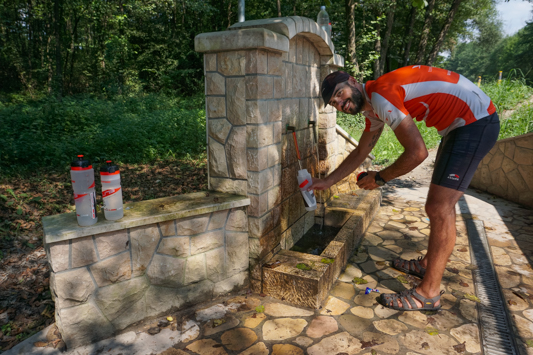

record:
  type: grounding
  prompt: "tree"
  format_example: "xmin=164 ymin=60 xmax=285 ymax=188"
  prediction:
xmin=414 ymin=0 xmax=436 ymax=64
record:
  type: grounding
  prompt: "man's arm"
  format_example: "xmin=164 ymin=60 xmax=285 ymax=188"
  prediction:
xmin=358 ymin=115 xmax=428 ymax=189
xmin=310 ymin=126 xmax=383 ymax=190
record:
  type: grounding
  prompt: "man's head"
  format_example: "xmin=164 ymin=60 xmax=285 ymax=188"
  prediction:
xmin=321 ymin=71 xmax=365 ymax=115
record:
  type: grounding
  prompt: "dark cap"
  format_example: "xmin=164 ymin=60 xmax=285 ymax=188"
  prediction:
xmin=321 ymin=71 xmax=351 ymax=107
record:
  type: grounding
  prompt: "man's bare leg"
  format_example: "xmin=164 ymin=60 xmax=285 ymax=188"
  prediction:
xmin=389 ymin=183 xmax=464 ymax=308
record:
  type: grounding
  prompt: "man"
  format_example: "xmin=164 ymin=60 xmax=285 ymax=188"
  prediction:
xmin=310 ymin=65 xmax=500 ymax=311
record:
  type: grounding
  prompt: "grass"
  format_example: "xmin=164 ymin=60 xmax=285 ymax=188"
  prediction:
xmin=337 ymin=75 xmax=533 ymax=165
xmin=0 ymin=93 xmax=206 ymax=175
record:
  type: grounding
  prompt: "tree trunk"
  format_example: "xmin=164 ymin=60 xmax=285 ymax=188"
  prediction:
xmin=379 ymin=0 xmax=396 ymax=75
xmin=227 ymin=1 xmax=232 ymax=28
xmin=403 ymin=5 xmax=417 ymax=65
xmin=345 ymin=0 xmax=360 ymax=79
xmin=426 ymin=0 xmax=463 ymax=66
xmin=373 ymin=13 xmax=382 ymax=79
xmin=414 ymin=0 xmax=436 ymax=64
xmin=277 ymin=0 xmax=281 ymax=17
xmin=53 ymin=0 xmax=63 ymax=98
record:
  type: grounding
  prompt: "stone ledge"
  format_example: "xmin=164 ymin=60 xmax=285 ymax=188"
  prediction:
xmin=43 ymin=192 xmax=250 ymax=244
xmin=195 ymin=28 xmax=289 ymax=54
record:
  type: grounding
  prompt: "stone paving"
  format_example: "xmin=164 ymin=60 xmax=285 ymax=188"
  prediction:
xmin=8 ymin=176 xmax=533 ymax=355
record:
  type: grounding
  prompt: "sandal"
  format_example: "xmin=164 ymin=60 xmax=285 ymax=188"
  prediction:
xmin=392 ymin=256 xmax=426 ymax=279
xmin=379 ymin=288 xmax=444 ymax=311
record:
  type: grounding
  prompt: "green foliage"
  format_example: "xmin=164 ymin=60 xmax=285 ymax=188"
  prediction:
xmin=481 ymin=76 xmax=533 ymax=113
xmin=499 ymin=104 xmax=533 ymax=139
xmin=0 ymin=94 xmax=206 ymax=174
xmin=255 ymin=305 xmax=265 ymax=313
xmin=321 ymin=258 xmax=335 ymax=264
xmin=352 ymin=277 xmax=368 ymax=284
xmin=296 ymin=263 xmax=312 ymax=271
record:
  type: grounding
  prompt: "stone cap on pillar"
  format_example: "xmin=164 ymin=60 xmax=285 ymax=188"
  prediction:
xmin=195 ymin=27 xmax=289 ymax=53
xmin=228 ymin=16 xmax=336 ymax=56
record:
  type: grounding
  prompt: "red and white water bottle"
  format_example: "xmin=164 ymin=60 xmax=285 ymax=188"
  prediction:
xmin=70 ymin=155 xmax=98 ymax=226
xmin=100 ymin=161 xmax=123 ymax=220
xmin=297 ymin=169 xmax=317 ymax=211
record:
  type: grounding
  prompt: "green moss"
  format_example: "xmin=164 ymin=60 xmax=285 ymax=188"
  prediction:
xmin=296 ymin=263 xmax=312 ymax=271
xmin=425 ymin=327 xmax=439 ymax=336
xmin=397 ymin=275 xmax=409 ymax=284
xmin=353 ymin=277 xmax=368 ymax=285
xmin=321 ymin=258 xmax=335 ymax=264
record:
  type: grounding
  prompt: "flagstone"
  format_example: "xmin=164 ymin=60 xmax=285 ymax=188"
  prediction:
xmin=495 ymin=266 xmax=521 ymax=288
xmin=264 ymin=303 xmax=314 ymax=317
xmin=458 ymin=299 xmax=477 ymax=322
xmin=376 ymin=267 xmax=404 ymax=280
xmin=374 ymin=305 xmax=399 ymax=319
xmin=350 ymin=306 xmax=374 ymax=319
xmin=383 ymin=245 xmax=403 ymax=253
xmin=508 ymin=251 xmax=528 ymax=264
xmin=272 ymin=344 xmax=304 ymax=355
xmin=385 ymin=221 xmax=407 ymax=230
xmin=515 ymin=314 xmax=533 ymax=338
xmin=382 ymin=240 xmax=395 ymax=245
xmin=354 ymin=275 xmax=378 ymax=290
xmin=361 ymin=332 xmax=400 ymax=354
xmin=330 ymin=282 xmax=356 ymax=300
xmin=307 ymin=332 xmax=362 ymax=355
xmin=362 ymin=233 xmax=384 ymax=246
xmin=203 ymin=316 xmax=239 ymax=336
xmin=451 ymin=246 xmax=471 ymax=263
xmin=512 ymin=264 xmax=533 ymax=278
xmin=440 ymin=293 xmax=457 ymax=310
xmin=293 ymin=336 xmax=313 ymax=348
xmin=400 ymin=251 xmax=425 ymax=261
xmin=306 ymin=316 xmax=338 ymax=338
xmin=419 ymin=228 xmax=430 ymax=236
xmin=221 ymin=328 xmax=257 ymax=351
xmin=399 ymin=330 xmax=458 ymax=355
xmin=373 ymin=319 xmax=407 ymax=335
xmin=351 ymin=252 xmax=368 ymax=263
xmin=398 ymin=311 xmax=427 ymax=329
xmin=239 ymin=342 xmax=268 ymax=355
xmin=360 ymin=260 xmax=386 ymax=274
xmin=354 ymin=291 xmax=380 ymax=307
xmin=376 ymin=230 xmax=404 ymax=240
xmin=320 ymin=296 xmax=350 ymax=315
xmin=503 ymin=289 xmax=529 ymax=311
xmin=339 ymin=314 xmax=373 ymax=336
xmin=186 ymin=339 xmax=228 ymax=355
xmin=338 ymin=264 xmax=363 ymax=282
xmin=244 ymin=312 xmax=267 ymax=328
xmin=429 ymin=310 xmax=463 ymax=331
xmin=450 ymin=323 xmax=481 ymax=354
xmin=196 ymin=304 xmax=227 ymax=321
xmin=263 ymin=318 xmax=307 ymax=340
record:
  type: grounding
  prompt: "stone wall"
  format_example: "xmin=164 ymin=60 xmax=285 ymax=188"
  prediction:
xmin=470 ymin=132 xmax=533 ymax=208
xmin=43 ymin=193 xmax=250 ymax=349
xmin=196 ymin=17 xmax=373 ymax=294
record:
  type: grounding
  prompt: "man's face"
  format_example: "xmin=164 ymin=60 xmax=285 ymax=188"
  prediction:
xmin=328 ymin=81 xmax=364 ymax=115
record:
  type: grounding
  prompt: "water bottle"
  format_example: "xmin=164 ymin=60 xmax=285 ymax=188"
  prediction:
xmin=70 ymin=155 xmax=98 ymax=226
xmin=297 ymin=169 xmax=317 ymax=211
xmin=317 ymin=6 xmax=332 ymax=38
xmin=100 ymin=160 xmax=124 ymax=220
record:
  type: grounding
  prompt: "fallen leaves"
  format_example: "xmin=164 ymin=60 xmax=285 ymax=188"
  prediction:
xmin=352 ymin=277 xmax=368 ymax=285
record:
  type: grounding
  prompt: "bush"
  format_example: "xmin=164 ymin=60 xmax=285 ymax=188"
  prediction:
xmin=0 ymin=93 xmax=206 ymax=175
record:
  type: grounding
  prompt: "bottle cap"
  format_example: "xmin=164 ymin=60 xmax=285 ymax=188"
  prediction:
xmin=100 ymin=160 xmax=120 ymax=175
xmin=321 ymin=5 xmax=326 ymax=10
xmin=71 ymin=155 xmax=92 ymax=170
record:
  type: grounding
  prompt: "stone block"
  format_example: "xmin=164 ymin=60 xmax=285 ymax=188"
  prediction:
xmin=159 ymin=221 xmax=176 ymax=237
xmin=209 ymin=137 xmax=229 ymax=177
xmin=515 ymin=133 xmax=533 ymax=149
xmin=514 ymin=146 xmax=533 ymax=165
xmin=268 ymin=143 xmax=281 ymax=167
xmin=191 ymin=230 xmax=224 ymax=255
xmin=504 ymin=141 xmax=515 ymax=159
xmin=226 ymin=126 xmax=247 ymax=179
xmin=280 ymin=198 xmax=290 ymax=232
xmin=296 ymin=36 xmax=304 ymax=64
xmin=214 ymin=271 xmax=249 ymax=297
xmin=176 ymin=215 xmax=209 ymax=236
xmin=508 ymin=168 xmax=529 ymax=192
xmin=274 ymin=77 xmax=284 ymax=99
xmin=268 ymin=100 xmax=282 ymax=122
xmin=219 ymin=51 xmax=246 ymax=76
xmin=293 ymin=65 xmax=306 ymax=97
xmin=71 ymin=236 xmax=97 ymax=268
xmin=518 ymin=165 xmax=533 ymax=191
xmin=273 ymin=164 xmax=281 ymax=186
xmin=247 ymin=124 xmax=273 ymax=148
xmin=48 ymin=240 xmax=69 ymax=272
xmin=248 ymin=208 xmax=278 ymax=239
xmin=209 ymin=119 xmax=232 ymax=144
xmin=227 ymin=209 xmax=248 ymax=232
xmin=298 ymin=98 xmax=310 ymax=130
xmin=204 ymin=53 xmax=216 ymax=72
xmin=130 ymin=225 xmax=160 ymax=277
xmin=208 ymin=210 xmax=229 ymax=231
xmin=226 ymin=232 xmax=250 ymax=276
xmin=268 ymin=185 xmax=281 ymax=210
xmin=177 ymin=280 xmax=214 ymax=306
xmin=95 ymin=276 xmax=150 ymax=321
xmin=205 ymin=72 xmax=225 ymax=95
xmin=247 ymin=147 xmax=268 ymax=172
xmin=210 ymin=177 xmax=247 ymax=195
xmin=246 ymin=76 xmax=273 ymax=99
xmin=206 ymin=247 xmax=226 ymax=282
xmin=268 ymin=52 xmax=283 ymax=75
xmin=227 ymin=77 xmax=246 ymax=126
xmin=488 ymin=150 xmax=504 ymax=171
xmin=310 ymin=67 xmax=320 ymax=97
xmin=184 ymin=253 xmax=207 ymax=284
xmin=246 ymin=100 xmax=269 ymax=124
xmin=319 ymin=127 xmax=337 ymax=145
xmin=94 ymin=230 xmax=129 ymax=260
xmin=246 ymin=49 xmax=268 ymax=74
xmin=289 ymin=193 xmax=302 ymax=225
xmin=248 ymin=169 xmax=273 ymax=195
xmin=51 ymin=267 xmax=95 ymax=309
xmin=249 ymin=237 xmax=262 ymax=260
xmin=57 ymin=302 xmax=114 ymax=349
xmin=248 ymin=192 xmax=268 ymax=217
xmin=147 ymin=254 xmax=186 ymax=287
xmin=158 ymin=236 xmax=190 ymax=257
xmin=145 ymin=285 xmax=185 ymax=318
xmin=90 ymin=251 xmax=132 ymax=287
xmin=285 ymin=63 xmax=293 ymax=97
xmin=206 ymin=97 xmax=226 ymax=118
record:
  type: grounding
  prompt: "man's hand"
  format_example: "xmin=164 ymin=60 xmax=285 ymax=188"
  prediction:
xmin=356 ymin=171 xmax=380 ymax=190
xmin=308 ymin=177 xmax=332 ymax=191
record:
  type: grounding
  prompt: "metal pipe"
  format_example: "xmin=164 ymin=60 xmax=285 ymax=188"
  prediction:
xmin=238 ymin=0 xmax=245 ymax=22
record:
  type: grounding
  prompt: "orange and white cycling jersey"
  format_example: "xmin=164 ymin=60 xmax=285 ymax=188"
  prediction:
xmin=363 ymin=65 xmax=496 ymax=136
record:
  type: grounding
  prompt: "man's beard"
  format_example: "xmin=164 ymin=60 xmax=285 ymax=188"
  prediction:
xmin=348 ymin=86 xmax=364 ymax=115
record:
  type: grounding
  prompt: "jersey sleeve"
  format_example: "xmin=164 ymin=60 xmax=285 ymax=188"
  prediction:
xmin=370 ymin=93 xmax=408 ymax=131
xmin=364 ymin=115 xmax=384 ymax=132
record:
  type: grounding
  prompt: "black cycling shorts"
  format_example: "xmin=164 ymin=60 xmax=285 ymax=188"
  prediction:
xmin=431 ymin=112 xmax=500 ymax=191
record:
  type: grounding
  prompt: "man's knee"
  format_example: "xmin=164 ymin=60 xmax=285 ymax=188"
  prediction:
xmin=425 ymin=199 xmax=456 ymax=221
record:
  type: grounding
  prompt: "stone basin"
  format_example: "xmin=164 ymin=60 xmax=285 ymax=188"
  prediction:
xmin=261 ymin=189 xmax=381 ymax=309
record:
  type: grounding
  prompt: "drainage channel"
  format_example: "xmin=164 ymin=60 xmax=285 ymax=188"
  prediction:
xmin=465 ymin=215 xmax=519 ymax=355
